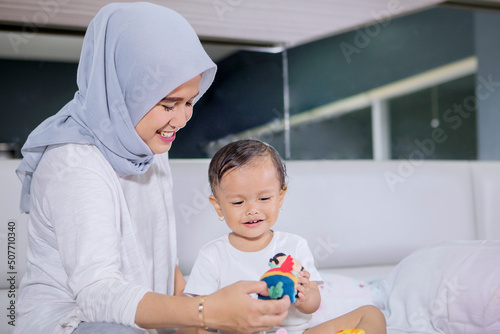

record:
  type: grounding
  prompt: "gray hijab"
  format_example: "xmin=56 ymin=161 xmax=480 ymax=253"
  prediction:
xmin=16 ymin=2 xmax=217 ymax=213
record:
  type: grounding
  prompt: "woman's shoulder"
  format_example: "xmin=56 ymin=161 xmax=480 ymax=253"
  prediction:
xmin=42 ymin=143 xmax=103 ymax=163
xmin=40 ymin=144 xmax=107 ymax=167
xmin=37 ymin=143 xmax=116 ymax=180
xmin=31 ymin=144 xmax=121 ymax=208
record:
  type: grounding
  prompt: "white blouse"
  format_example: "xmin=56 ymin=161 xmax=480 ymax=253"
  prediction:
xmin=15 ymin=144 xmax=177 ymax=334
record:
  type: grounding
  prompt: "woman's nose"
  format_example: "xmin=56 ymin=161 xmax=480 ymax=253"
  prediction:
xmin=170 ymin=107 xmax=192 ymax=129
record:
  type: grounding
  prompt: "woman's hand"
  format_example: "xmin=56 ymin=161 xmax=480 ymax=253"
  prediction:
xmin=294 ymin=270 xmax=320 ymax=314
xmin=203 ymin=280 xmax=290 ymax=333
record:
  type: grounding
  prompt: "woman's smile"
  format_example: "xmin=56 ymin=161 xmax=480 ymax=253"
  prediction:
xmin=157 ymin=130 xmax=176 ymax=143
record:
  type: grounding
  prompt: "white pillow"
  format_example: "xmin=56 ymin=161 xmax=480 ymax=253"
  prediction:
xmin=382 ymin=240 xmax=500 ymax=334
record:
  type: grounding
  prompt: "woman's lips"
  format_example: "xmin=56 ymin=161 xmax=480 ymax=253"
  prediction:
xmin=157 ymin=130 xmax=175 ymax=143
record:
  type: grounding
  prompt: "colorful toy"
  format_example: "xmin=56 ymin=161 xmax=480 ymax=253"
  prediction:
xmin=335 ymin=330 xmax=366 ymax=334
xmin=258 ymin=253 xmax=303 ymax=303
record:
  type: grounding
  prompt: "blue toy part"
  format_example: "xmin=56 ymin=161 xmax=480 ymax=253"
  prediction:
xmin=258 ymin=273 xmax=297 ymax=303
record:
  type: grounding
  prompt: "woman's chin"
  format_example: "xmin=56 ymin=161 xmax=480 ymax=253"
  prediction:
xmin=150 ymin=142 xmax=172 ymax=154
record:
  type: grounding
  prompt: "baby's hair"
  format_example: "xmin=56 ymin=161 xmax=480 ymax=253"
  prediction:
xmin=208 ymin=139 xmax=287 ymax=195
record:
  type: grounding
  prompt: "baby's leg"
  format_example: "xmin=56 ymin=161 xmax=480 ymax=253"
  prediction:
xmin=304 ymin=305 xmax=386 ymax=334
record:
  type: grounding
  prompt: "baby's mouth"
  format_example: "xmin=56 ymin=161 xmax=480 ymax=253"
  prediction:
xmin=244 ymin=219 xmax=263 ymax=225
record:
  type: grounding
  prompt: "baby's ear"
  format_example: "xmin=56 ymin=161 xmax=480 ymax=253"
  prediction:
xmin=279 ymin=185 xmax=287 ymax=206
xmin=209 ymin=195 xmax=224 ymax=218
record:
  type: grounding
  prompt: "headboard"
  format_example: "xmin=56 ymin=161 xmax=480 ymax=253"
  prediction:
xmin=172 ymin=160 xmax=500 ymax=274
xmin=1 ymin=159 xmax=499 ymax=279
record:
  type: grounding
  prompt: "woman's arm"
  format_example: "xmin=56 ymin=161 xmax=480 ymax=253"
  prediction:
xmin=135 ymin=280 xmax=290 ymax=333
xmin=45 ymin=164 xmax=152 ymax=328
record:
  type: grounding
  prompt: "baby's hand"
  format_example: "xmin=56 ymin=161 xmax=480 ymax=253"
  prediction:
xmin=294 ymin=270 xmax=311 ymax=306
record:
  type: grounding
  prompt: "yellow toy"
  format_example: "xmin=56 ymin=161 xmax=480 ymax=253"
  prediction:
xmin=335 ymin=330 xmax=366 ymax=334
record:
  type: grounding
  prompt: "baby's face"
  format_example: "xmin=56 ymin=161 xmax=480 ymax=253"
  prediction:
xmin=210 ymin=157 xmax=286 ymax=246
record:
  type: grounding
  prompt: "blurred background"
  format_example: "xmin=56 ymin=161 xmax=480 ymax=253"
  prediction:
xmin=0 ymin=0 xmax=499 ymax=161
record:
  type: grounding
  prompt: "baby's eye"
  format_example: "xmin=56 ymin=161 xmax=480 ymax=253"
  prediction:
xmin=232 ymin=201 xmax=243 ymax=205
xmin=260 ymin=197 xmax=271 ymax=201
xmin=162 ymin=105 xmax=174 ymax=111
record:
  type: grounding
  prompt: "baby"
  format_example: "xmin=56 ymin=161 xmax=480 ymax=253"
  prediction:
xmin=184 ymin=139 xmax=386 ymax=334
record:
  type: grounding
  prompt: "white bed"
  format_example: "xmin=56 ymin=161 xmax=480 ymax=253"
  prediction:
xmin=1 ymin=158 xmax=499 ymax=333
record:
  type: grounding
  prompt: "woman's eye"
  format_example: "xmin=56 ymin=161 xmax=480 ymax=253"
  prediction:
xmin=186 ymin=101 xmax=193 ymax=108
xmin=162 ymin=105 xmax=174 ymax=111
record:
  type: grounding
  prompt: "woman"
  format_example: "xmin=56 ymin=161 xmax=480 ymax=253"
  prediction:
xmin=15 ymin=3 xmax=289 ymax=333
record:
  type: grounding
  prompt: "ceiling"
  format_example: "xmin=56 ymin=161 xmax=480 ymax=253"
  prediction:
xmin=1 ymin=0 xmax=500 ymax=62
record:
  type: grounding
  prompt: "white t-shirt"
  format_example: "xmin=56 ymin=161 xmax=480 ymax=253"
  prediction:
xmin=185 ymin=231 xmax=323 ymax=332
xmin=15 ymin=144 xmax=177 ymax=334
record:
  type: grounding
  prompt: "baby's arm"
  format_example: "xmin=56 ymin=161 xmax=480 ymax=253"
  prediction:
xmin=294 ymin=270 xmax=321 ymax=314
xmin=304 ymin=305 xmax=386 ymax=334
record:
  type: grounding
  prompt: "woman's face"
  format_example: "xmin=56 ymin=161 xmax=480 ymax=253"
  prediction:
xmin=135 ymin=74 xmax=202 ymax=154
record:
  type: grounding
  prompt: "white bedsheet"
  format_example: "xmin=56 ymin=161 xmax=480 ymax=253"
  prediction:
xmin=310 ymin=270 xmax=387 ymax=326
